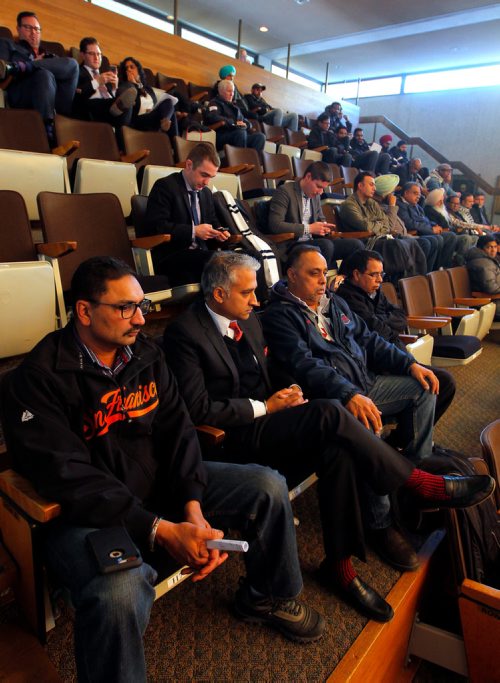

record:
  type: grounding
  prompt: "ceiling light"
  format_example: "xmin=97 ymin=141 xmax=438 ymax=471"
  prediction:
xmin=259 ymin=26 xmax=269 ymax=32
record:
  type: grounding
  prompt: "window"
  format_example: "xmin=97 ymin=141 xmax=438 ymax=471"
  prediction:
xmin=271 ymin=64 xmax=321 ymax=91
xmin=358 ymin=76 xmax=402 ymax=98
xmin=92 ymin=0 xmax=174 ymax=33
xmin=181 ymin=28 xmax=236 ymax=59
xmin=327 ymin=81 xmax=359 ymax=100
xmin=404 ymin=64 xmax=500 ymax=94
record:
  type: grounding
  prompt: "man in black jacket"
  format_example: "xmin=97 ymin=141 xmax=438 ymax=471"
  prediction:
xmin=163 ymin=251 xmax=493 ymax=623
xmin=243 ymin=82 xmax=298 ymax=130
xmin=144 ymin=143 xmax=230 ymax=285
xmin=336 ymin=249 xmax=456 ymax=424
xmin=307 ymin=114 xmax=351 ymax=165
xmin=0 ymin=11 xmax=78 ymax=140
xmin=1 ymin=256 xmax=332 ymax=680
xmin=204 ymin=79 xmax=265 ymax=152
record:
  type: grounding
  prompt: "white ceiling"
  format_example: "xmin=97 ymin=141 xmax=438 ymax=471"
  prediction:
xmin=145 ymin=0 xmax=500 ymax=82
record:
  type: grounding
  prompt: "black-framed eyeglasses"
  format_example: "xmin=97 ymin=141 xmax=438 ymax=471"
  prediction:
xmin=89 ymin=298 xmax=151 ymax=319
xmin=366 ymin=271 xmax=385 ymax=279
xmin=20 ymin=24 xmax=41 ymax=32
xmin=85 ymin=50 xmax=102 ymax=57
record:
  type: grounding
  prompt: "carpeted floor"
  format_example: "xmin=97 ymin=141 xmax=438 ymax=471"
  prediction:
xmin=0 ymin=329 xmax=498 ymax=681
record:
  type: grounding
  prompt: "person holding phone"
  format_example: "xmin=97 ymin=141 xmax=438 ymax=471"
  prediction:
xmin=72 ymin=37 xmax=136 ymax=126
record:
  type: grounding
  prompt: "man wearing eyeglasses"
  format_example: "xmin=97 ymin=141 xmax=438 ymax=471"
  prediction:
xmin=336 ymin=249 xmax=456 ymax=427
xmin=0 ymin=11 xmax=78 ymax=141
xmin=2 ymin=255 xmax=329 ymax=680
xmin=72 ymin=37 xmax=135 ymax=125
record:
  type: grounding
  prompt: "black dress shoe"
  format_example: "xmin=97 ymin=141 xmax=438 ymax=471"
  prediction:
xmin=344 ymin=576 xmax=394 ymax=623
xmin=420 ymin=475 xmax=495 ymax=510
xmin=370 ymin=526 xmax=420 ymax=572
xmin=318 ymin=562 xmax=394 ymax=622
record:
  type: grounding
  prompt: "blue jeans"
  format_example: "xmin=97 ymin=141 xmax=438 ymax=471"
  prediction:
xmin=44 ymin=462 xmax=301 ymax=682
xmin=364 ymin=374 xmax=436 ymax=528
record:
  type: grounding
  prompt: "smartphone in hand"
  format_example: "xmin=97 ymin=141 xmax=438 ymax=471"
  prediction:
xmin=87 ymin=527 xmax=143 ymax=574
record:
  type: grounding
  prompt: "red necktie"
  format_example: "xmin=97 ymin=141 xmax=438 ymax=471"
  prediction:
xmin=229 ymin=321 xmax=243 ymax=342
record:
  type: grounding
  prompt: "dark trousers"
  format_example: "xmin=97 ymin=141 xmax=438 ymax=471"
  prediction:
xmin=216 ymin=127 xmax=266 ymax=152
xmin=215 ymin=399 xmax=414 ymax=562
xmin=7 ymin=57 xmax=79 ymax=120
xmin=152 ymin=246 xmax=213 ymax=286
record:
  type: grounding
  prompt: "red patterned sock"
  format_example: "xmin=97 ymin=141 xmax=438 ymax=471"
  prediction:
xmin=332 ymin=557 xmax=357 ymax=589
xmin=404 ymin=468 xmax=449 ymax=500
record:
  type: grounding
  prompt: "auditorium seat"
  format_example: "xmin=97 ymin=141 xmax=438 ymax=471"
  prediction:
xmin=140 ymin=165 xmax=181 ymax=196
xmin=261 ymin=151 xmax=294 ymax=186
xmin=224 ymin=145 xmax=282 ymax=203
xmin=447 ymin=265 xmax=499 ymax=334
xmin=0 ymin=191 xmax=74 ymax=352
xmin=399 ymin=275 xmax=482 ymax=366
xmin=0 ymin=109 xmax=78 ymax=157
xmin=122 ymin=126 xmax=175 ymax=170
xmin=73 ymin=158 xmax=138 ymax=218
xmin=427 ymin=269 xmax=481 ymax=337
xmin=54 ymin=115 xmax=149 ymax=178
xmin=261 ymin=123 xmax=286 ymax=144
xmin=0 ymin=148 xmax=70 ymax=220
xmin=37 ymin=192 xmax=173 ymax=312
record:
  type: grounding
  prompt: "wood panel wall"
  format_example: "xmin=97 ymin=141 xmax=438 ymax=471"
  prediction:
xmin=0 ymin=0 xmax=357 ymax=119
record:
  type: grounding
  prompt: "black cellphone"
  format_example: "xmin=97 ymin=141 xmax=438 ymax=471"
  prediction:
xmin=87 ymin=527 xmax=143 ymax=574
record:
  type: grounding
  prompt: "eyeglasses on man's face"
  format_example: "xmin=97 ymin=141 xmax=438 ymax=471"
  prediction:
xmin=89 ymin=299 xmax=152 ymax=319
xmin=20 ymin=24 xmax=41 ymax=32
xmin=85 ymin=51 xmax=102 ymax=57
xmin=365 ymin=271 xmax=385 ymax=280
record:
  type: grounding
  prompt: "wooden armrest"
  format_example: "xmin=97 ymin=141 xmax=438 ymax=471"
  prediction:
xmin=0 ymin=469 xmax=61 ymax=523
xmin=262 ymin=169 xmax=289 ymax=180
xmin=472 ymin=291 xmax=500 ymax=300
xmin=461 ymin=578 xmax=500 ymax=611
xmin=434 ymin=306 xmax=475 ymax=317
xmin=52 ymin=139 xmax=80 ymax=157
xmin=407 ymin=316 xmax=451 ymax=329
xmin=221 ymin=164 xmax=255 ymax=176
xmin=121 ymin=148 xmax=150 ymax=164
xmin=293 ymin=141 xmax=308 ymax=149
xmin=195 ymin=425 xmax=225 ymax=447
xmin=36 ymin=241 xmax=77 ymax=258
xmin=163 ymin=82 xmax=177 ymax=93
xmin=343 ymin=182 xmax=353 ymax=189
xmin=454 ymin=297 xmax=489 ymax=306
xmin=408 ymin=230 xmax=417 ymax=236
xmin=328 ymin=178 xmax=345 ymax=187
xmin=400 ymin=334 xmax=419 ymax=344
xmin=190 ymin=91 xmax=208 ymax=102
xmin=312 ymin=145 xmax=328 ymax=152
xmin=207 ymin=121 xmax=226 ymax=131
xmin=268 ymin=233 xmax=296 ymax=244
xmin=131 ymin=235 xmax=172 ymax=249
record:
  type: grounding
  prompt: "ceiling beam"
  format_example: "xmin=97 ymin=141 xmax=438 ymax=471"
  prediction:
xmin=261 ymin=4 xmax=500 ymax=60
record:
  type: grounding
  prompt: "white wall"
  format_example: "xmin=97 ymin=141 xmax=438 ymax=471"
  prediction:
xmin=356 ymin=86 xmax=500 ymax=214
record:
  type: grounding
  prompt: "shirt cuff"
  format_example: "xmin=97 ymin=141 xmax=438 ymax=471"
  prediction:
xmin=303 ymin=223 xmax=310 ymax=236
xmin=249 ymin=399 xmax=267 ymax=419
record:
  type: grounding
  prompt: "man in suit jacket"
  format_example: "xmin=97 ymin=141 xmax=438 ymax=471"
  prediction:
xmin=163 ymin=251 xmax=490 ymax=623
xmin=267 ymin=161 xmax=364 ymax=267
xmin=144 ymin=143 xmax=230 ymax=285
xmin=72 ymin=37 xmax=135 ymax=126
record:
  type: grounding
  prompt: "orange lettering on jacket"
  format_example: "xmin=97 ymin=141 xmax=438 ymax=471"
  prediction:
xmin=83 ymin=382 xmax=158 ymax=440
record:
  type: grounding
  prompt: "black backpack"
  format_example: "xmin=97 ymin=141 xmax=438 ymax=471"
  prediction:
xmin=423 ymin=446 xmax=500 ymax=589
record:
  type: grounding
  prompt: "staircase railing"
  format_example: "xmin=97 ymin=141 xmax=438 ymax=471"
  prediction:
xmin=359 ymin=114 xmax=499 ymax=197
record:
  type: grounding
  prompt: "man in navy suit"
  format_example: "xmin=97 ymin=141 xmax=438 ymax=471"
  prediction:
xmin=144 ymin=143 xmax=230 ymax=285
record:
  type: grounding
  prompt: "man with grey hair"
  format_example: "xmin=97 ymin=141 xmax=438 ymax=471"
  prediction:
xmin=163 ymin=250 xmax=491 ymax=624
xmin=204 ymin=79 xmax=265 ymax=152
